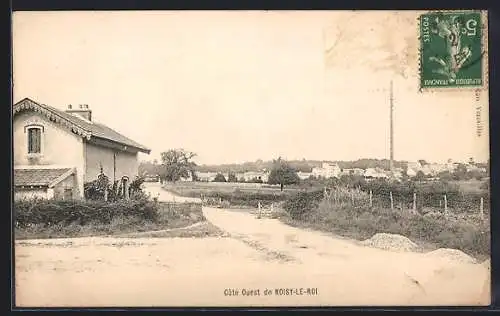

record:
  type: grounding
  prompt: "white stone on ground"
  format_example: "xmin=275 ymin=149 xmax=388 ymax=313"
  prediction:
xmin=361 ymin=233 xmax=420 ymax=252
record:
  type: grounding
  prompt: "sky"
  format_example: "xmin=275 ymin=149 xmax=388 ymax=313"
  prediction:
xmin=12 ymin=11 xmax=490 ymax=165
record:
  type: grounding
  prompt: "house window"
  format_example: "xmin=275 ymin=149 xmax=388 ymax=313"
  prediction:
xmin=27 ymin=127 xmax=42 ymax=154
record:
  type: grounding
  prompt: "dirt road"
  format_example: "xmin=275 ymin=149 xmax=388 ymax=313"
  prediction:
xmin=14 ymin=183 xmax=490 ymax=307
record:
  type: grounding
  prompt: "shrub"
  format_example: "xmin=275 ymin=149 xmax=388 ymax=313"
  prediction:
xmin=286 ymin=194 xmax=490 ymax=257
xmin=14 ymin=197 xmax=160 ymax=228
xmin=196 ymin=189 xmax=290 ymax=207
xmin=283 ymin=190 xmax=324 ymax=220
xmin=84 ymin=171 xmax=147 ymax=202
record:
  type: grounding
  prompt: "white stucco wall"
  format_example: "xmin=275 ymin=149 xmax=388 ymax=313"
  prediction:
xmin=13 ymin=112 xmax=85 ymax=198
xmin=84 ymin=142 xmax=139 ymax=183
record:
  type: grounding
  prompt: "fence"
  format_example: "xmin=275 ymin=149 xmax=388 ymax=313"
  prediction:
xmin=200 ymin=194 xmax=230 ymax=208
xmin=249 ymin=202 xmax=279 ymax=219
xmin=323 ymin=186 xmax=489 ymax=221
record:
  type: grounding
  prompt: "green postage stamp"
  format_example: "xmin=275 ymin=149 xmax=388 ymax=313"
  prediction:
xmin=419 ymin=11 xmax=484 ymax=89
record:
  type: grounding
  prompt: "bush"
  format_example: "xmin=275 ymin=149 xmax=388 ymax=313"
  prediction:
xmin=84 ymin=171 xmax=147 ymax=202
xmin=287 ymin=193 xmax=490 ymax=257
xmin=283 ymin=190 xmax=324 ymax=220
xmin=14 ymin=197 xmax=160 ymax=228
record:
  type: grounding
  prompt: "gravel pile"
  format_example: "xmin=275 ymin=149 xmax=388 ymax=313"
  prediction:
xmin=361 ymin=233 xmax=419 ymax=252
xmin=424 ymin=248 xmax=477 ymax=264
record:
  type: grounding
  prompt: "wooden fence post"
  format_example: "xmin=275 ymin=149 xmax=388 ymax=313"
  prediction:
xmin=369 ymin=190 xmax=373 ymax=208
xmin=480 ymin=197 xmax=484 ymax=220
xmin=390 ymin=191 xmax=394 ymax=210
xmin=444 ymin=194 xmax=448 ymax=217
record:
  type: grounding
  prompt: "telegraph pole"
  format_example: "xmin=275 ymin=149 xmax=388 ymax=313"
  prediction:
xmin=389 ymin=79 xmax=394 ymax=175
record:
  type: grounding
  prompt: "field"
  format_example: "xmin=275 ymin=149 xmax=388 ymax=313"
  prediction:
xmin=162 ymin=181 xmax=300 ymax=194
xmin=162 ymin=181 xmax=301 ymax=208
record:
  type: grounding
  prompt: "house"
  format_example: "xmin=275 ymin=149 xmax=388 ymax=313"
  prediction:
xmin=466 ymin=164 xmax=486 ymax=173
xmin=297 ymin=171 xmax=313 ymax=180
xmin=342 ymin=168 xmax=365 ymax=176
xmin=13 ymin=98 xmax=151 ymax=200
xmin=364 ymin=168 xmax=389 ymax=179
xmin=243 ymin=171 xmax=269 ymax=183
xmin=390 ymin=167 xmax=404 ymax=180
xmin=427 ymin=163 xmax=448 ymax=175
xmin=421 ymin=164 xmax=434 ymax=176
xmin=196 ymin=171 xmax=218 ymax=182
xmin=312 ymin=162 xmax=342 ymax=179
xmin=406 ymin=161 xmax=423 ymax=178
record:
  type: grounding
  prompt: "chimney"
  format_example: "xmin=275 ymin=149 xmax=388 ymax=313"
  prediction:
xmin=65 ymin=104 xmax=92 ymax=121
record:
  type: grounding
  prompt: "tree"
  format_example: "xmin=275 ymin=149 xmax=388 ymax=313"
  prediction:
xmin=453 ymin=163 xmax=470 ymax=181
xmin=158 ymin=149 xmax=197 ymax=183
xmin=418 ymin=159 xmax=428 ymax=167
xmin=438 ymin=170 xmax=453 ymax=181
xmin=415 ymin=170 xmax=426 ymax=182
xmin=469 ymin=170 xmax=484 ymax=181
xmin=138 ymin=160 xmax=161 ymax=176
xmin=267 ymin=157 xmax=300 ymax=191
xmin=213 ymin=173 xmax=227 ymax=182
xmin=227 ymin=172 xmax=238 ymax=183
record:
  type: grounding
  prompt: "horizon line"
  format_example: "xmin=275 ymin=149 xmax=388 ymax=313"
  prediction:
xmin=140 ymin=157 xmax=489 ymax=165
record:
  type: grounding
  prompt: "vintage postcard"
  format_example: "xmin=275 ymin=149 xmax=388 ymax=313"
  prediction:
xmin=12 ymin=10 xmax=490 ymax=307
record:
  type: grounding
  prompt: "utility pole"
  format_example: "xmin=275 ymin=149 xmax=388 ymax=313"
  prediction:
xmin=389 ymin=79 xmax=394 ymax=176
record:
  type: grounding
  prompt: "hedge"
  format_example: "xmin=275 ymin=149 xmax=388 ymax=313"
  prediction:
xmin=14 ymin=197 xmax=160 ymax=227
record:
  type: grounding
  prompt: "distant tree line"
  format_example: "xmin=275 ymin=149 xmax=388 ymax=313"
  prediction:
xmin=139 ymin=152 xmax=489 ymax=187
xmin=146 ymin=158 xmax=412 ymax=174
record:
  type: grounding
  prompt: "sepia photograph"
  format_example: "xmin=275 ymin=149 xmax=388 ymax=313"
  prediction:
xmin=12 ymin=10 xmax=490 ymax=307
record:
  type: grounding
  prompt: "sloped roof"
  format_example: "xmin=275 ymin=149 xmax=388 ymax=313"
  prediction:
xmin=13 ymin=98 xmax=151 ymax=154
xmin=14 ymin=168 xmax=73 ymax=187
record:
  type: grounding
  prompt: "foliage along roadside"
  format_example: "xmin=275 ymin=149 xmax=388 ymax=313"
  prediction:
xmin=282 ymin=190 xmax=490 ymax=259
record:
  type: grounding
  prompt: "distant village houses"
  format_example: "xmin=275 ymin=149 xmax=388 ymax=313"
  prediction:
xmin=364 ymin=167 xmax=389 ymax=180
xmin=150 ymin=158 xmax=487 ymax=185
xmin=312 ymin=162 xmax=342 ymax=179
xmin=297 ymin=171 xmax=313 ymax=180
xmin=341 ymin=168 xmax=365 ymax=176
xmin=193 ymin=170 xmax=270 ymax=183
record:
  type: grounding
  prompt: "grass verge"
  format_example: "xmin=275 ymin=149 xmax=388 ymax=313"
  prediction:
xmin=281 ymin=190 xmax=490 ymax=260
xmin=14 ymin=199 xmax=205 ymax=240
